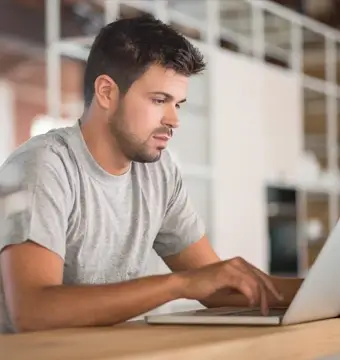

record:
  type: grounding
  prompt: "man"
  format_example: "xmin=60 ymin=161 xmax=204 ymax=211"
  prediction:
xmin=0 ymin=15 xmax=302 ymax=333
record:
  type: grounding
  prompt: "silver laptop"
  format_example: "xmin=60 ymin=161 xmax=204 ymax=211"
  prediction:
xmin=145 ymin=219 xmax=340 ymax=326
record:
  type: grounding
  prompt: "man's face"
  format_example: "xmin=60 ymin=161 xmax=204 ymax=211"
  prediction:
xmin=108 ymin=65 xmax=188 ymax=163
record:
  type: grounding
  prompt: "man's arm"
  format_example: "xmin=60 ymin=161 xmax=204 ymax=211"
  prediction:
xmin=164 ymin=236 xmax=303 ymax=308
xmin=1 ymin=239 xmax=287 ymax=332
xmin=1 ymin=241 xmax=184 ymax=332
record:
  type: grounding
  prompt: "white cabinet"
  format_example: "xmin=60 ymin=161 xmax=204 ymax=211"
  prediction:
xmin=210 ymin=49 xmax=269 ymax=271
xmin=262 ymin=66 xmax=303 ymax=184
xmin=208 ymin=49 xmax=303 ymax=271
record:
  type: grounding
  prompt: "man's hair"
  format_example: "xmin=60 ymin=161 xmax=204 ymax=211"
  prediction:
xmin=83 ymin=15 xmax=206 ymax=107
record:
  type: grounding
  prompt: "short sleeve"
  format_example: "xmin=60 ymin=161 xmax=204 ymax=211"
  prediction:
xmin=0 ymin=147 xmax=72 ymax=260
xmin=153 ymin=162 xmax=205 ymax=258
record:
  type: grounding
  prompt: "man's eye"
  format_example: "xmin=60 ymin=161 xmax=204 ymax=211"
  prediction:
xmin=152 ymin=99 xmax=165 ymax=105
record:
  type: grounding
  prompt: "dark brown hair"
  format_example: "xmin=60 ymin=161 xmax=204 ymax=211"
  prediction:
xmin=83 ymin=14 xmax=206 ymax=107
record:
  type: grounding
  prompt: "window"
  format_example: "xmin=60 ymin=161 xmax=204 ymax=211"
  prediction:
xmin=30 ymin=115 xmax=75 ymax=137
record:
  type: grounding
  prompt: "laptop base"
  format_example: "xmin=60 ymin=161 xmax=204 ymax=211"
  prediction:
xmin=145 ymin=307 xmax=286 ymax=326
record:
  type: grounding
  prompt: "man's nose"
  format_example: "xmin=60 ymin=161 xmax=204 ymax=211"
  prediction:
xmin=162 ymin=106 xmax=179 ymax=129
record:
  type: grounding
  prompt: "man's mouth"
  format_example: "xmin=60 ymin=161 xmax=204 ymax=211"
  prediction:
xmin=153 ymin=134 xmax=171 ymax=141
xmin=153 ymin=127 xmax=173 ymax=142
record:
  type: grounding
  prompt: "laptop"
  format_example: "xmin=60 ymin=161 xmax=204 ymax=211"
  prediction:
xmin=145 ymin=219 xmax=340 ymax=326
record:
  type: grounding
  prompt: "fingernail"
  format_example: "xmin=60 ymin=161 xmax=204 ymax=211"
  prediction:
xmin=279 ymin=293 xmax=284 ymax=301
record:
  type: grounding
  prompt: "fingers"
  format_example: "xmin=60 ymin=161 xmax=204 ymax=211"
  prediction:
xmin=233 ymin=257 xmax=282 ymax=300
xmin=249 ymin=264 xmax=284 ymax=302
xmin=224 ymin=262 xmax=268 ymax=313
xmin=232 ymin=262 xmax=269 ymax=315
xmin=226 ymin=257 xmax=282 ymax=315
xmin=238 ymin=274 xmax=268 ymax=314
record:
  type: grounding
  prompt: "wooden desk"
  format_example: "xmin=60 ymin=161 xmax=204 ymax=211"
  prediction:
xmin=2 ymin=319 xmax=340 ymax=360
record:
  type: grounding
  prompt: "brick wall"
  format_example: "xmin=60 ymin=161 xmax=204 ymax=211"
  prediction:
xmin=11 ymin=57 xmax=85 ymax=147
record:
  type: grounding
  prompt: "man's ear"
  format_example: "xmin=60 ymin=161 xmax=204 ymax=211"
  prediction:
xmin=93 ymin=75 xmax=119 ymax=110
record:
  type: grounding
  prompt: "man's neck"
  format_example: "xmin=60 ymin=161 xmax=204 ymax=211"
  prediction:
xmin=79 ymin=117 xmax=131 ymax=176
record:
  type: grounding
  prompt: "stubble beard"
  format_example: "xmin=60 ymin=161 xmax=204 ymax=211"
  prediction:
xmin=108 ymin=109 xmax=162 ymax=164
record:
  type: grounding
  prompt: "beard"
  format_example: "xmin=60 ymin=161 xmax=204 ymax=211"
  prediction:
xmin=108 ymin=105 xmax=171 ymax=164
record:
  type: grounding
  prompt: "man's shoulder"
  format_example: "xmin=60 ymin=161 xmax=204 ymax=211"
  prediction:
xmin=0 ymin=127 xmax=76 ymax=187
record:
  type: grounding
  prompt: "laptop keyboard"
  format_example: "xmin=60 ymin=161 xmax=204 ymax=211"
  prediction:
xmin=227 ymin=308 xmax=286 ymax=317
xmin=194 ymin=307 xmax=287 ymax=317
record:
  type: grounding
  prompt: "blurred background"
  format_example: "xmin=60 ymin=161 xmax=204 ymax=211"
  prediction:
xmin=1 ymin=0 xmax=340 ymax=313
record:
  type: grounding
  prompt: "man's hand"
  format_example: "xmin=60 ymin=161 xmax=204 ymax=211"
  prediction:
xmin=176 ymin=256 xmax=284 ymax=315
xmin=164 ymin=236 xmax=301 ymax=311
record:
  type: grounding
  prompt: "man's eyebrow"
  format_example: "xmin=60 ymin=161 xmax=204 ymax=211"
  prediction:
xmin=148 ymin=91 xmax=187 ymax=103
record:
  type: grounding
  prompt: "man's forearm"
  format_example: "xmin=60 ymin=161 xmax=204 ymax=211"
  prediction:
xmin=13 ymin=273 xmax=183 ymax=332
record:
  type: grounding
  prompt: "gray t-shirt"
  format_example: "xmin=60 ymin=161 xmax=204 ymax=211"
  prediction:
xmin=0 ymin=122 xmax=205 ymax=333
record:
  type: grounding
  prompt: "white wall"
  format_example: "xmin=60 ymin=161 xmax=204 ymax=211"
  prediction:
xmin=263 ymin=66 xmax=303 ymax=184
xmin=210 ymin=50 xmax=269 ymax=270
xmin=210 ymin=49 xmax=302 ymax=271
xmin=0 ymin=81 xmax=15 ymax=165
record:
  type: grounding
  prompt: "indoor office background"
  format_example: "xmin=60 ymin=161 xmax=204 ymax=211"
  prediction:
xmin=0 ymin=0 xmax=340 ymax=315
